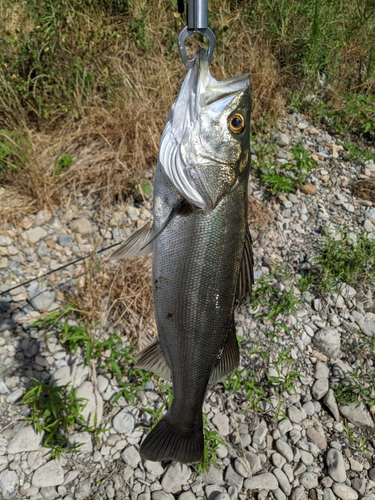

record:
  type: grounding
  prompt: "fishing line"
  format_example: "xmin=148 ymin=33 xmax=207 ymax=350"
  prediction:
xmin=0 ymin=240 xmax=123 ymax=297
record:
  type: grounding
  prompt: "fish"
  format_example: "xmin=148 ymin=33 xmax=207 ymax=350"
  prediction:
xmin=111 ymin=48 xmax=253 ymax=464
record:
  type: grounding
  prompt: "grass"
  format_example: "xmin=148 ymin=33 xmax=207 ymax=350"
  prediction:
xmin=311 ymin=229 xmax=375 ymax=292
xmin=254 ymin=141 xmax=317 ymax=195
xmin=0 ymin=0 xmax=374 ymax=219
xmin=21 ymin=378 xmax=102 ymax=458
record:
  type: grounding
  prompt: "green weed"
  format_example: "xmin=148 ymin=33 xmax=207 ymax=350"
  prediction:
xmin=256 ymin=141 xmax=317 ymax=195
xmin=54 ymin=153 xmax=73 ymax=176
xmin=0 ymin=129 xmax=30 ymax=170
xmin=312 ymin=229 xmax=375 ymax=291
xmin=342 ymin=141 xmax=375 ymax=162
xmin=21 ymin=379 xmax=91 ymax=458
xmin=196 ymin=415 xmax=225 ymax=473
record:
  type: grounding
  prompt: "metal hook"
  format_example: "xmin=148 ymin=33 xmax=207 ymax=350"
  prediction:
xmin=178 ymin=26 xmax=216 ymax=68
xmin=177 ymin=0 xmax=216 ymax=68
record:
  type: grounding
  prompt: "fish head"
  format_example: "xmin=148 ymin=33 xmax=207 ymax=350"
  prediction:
xmin=159 ymin=48 xmax=251 ymax=210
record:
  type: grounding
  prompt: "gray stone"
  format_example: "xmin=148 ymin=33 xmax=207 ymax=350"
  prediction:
xmin=272 ymin=453 xmax=286 ymax=468
xmin=288 ymin=406 xmax=307 ymax=424
xmin=75 ymin=478 xmax=91 ymax=499
xmin=144 ymin=460 xmax=164 ymax=477
xmin=273 ymin=488 xmax=287 ymax=500
xmin=311 ymin=378 xmax=329 ymax=400
xmin=299 ymin=450 xmax=314 ymax=466
xmin=323 ymin=488 xmax=336 ymax=500
xmin=76 ymin=381 xmax=103 ymax=427
xmin=210 ymin=493 xmax=229 ymax=500
xmin=312 ymin=327 xmax=341 ymax=358
xmin=28 ymin=282 xmax=56 ymax=312
xmin=351 ymin=477 xmax=366 ymax=495
xmin=275 ymin=439 xmax=294 ymax=462
xmin=112 ymin=409 xmax=135 ymax=435
xmin=178 ymin=492 xmax=197 ymax=500
xmin=121 ymin=445 xmax=140 ymax=469
xmin=0 ymin=318 xmax=17 ymax=332
xmin=272 ymin=468 xmax=291 ymax=496
xmin=253 ymin=419 xmax=268 ymax=445
xmin=276 ymin=133 xmax=290 ymax=147
xmin=152 ymin=492 xmax=174 ymax=500
xmin=5 ymin=388 xmax=24 ymax=403
xmin=331 ymin=483 xmax=358 ymax=500
xmin=225 ymin=464 xmax=243 ymax=491
xmin=234 ymin=457 xmax=250 ymax=478
xmin=299 ymin=472 xmax=318 ymax=489
xmin=368 ymin=467 xmax=375 ymax=481
xmin=244 ymin=472 xmax=278 ymax=491
xmin=306 ymin=426 xmax=327 ymax=450
xmin=7 ymin=425 xmax=43 ymax=454
xmin=23 ymin=227 xmax=47 ymax=244
xmin=0 ymin=236 xmax=12 ymax=246
xmin=245 ymin=451 xmax=262 ymax=474
xmin=212 ymin=412 xmax=230 ymax=436
xmin=339 ymin=402 xmax=374 ymax=428
xmin=70 ymin=218 xmax=93 ymax=235
xmin=326 ymin=448 xmax=346 ymax=482
xmin=161 ymin=463 xmax=191 ymax=493
xmin=290 ymin=486 xmax=308 ymax=500
xmin=278 ymin=419 xmax=293 ymax=435
xmin=323 ymin=389 xmax=340 ymax=421
xmin=32 ymin=460 xmax=64 ymax=487
xmin=97 ymin=374 xmax=109 ymax=394
xmin=67 ymin=432 xmax=93 ymax=454
xmin=27 ymin=451 xmax=43 ymax=470
xmin=58 ymin=235 xmax=73 ymax=247
xmin=302 ymin=401 xmax=315 ymax=416
xmin=40 ymin=486 xmax=58 ymax=499
xmin=50 ymin=362 xmax=90 ymax=389
xmin=0 ymin=470 xmax=19 ymax=499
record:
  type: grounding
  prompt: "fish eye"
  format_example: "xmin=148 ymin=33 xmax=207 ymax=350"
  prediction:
xmin=229 ymin=114 xmax=245 ymax=133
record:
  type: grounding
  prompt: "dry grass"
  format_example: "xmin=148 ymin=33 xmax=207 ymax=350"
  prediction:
xmin=248 ymin=194 xmax=274 ymax=230
xmin=352 ymin=179 xmax=375 ymax=203
xmin=72 ymin=251 xmax=155 ymax=349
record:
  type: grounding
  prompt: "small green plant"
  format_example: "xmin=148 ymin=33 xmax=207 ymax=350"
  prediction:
xmin=342 ymin=141 xmax=374 ymax=162
xmin=21 ymin=379 xmax=90 ymax=458
xmin=0 ymin=129 xmax=30 ymax=170
xmin=196 ymin=415 xmax=225 ymax=473
xmin=343 ymin=426 xmax=370 ymax=453
xmin=256 ymin=141 xmax=317 ymax=195
xmin=312 ymin=229 xmax=375 ymax=291
xmin=54 ymin=153 xmax=73 ymax=176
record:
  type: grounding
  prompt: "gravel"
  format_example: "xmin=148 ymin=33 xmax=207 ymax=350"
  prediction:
xmin=1 ymin=111 xmax=375 ymax=499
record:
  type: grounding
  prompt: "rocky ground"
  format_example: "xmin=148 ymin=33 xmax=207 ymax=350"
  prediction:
xmin=1 ymin=111 xmax=375 ymax=500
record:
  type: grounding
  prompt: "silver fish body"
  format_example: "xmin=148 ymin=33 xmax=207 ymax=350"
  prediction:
xmin=111 ymin=49 xmax=252 ymax=463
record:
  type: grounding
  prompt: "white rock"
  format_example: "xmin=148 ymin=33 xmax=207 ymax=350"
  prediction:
xmin=0 ymin=470 xmax=19 ymax=499
xmin=244 ymin=472 xmax=278 ymax=491
xmin=70 ymin=218 xmax=93 ymax=235
xmin=312 ymin=327 xmax=341 ymax=358
xmin=144 ymin=460 xmax=164 ymax=476
xmin=326 ymin=449 xmax=346 ymax=482
xmin=67 ymin=432 xmax=93 ymax=454
xmin=23 ymin=227 xmax=47 ymax=244
xmin=161 ymin=463 xmax=191 ymax=493
xmin=49 ymin=362 xmax=90 ymax=389
xmin=32 ymin=460 xmax=65 ymax=487
xmin=112 ymin=408 xmax=135 ymax=435
xmin=121 ymin=445 xmax=141 ymax=469
xmin=76 ymin=381 xmax=103 ymax=427
xmin=332 ymin=483 xmax=358 ymax=500
xmin=7 ymin=425 xmax=43 ymax=454
xmin=212 ymin=412 xmax=230 ymax=436
xmin=275 ymin=439 xmax=294 ymax=462
xmin=311 ymin=378 xmax=329 ymax=400
xmin=339 ymin=402 xmax=374 ymax=428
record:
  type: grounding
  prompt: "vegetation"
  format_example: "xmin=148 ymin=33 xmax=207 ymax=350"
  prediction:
xmin=0 ymin=0 xmax=374 ymax=217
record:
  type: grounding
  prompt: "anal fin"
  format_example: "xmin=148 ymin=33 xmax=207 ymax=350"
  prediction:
xmin=209 ymin=327 xmax=240 ymax=385
xmin=136 ymin=339 xmax=172 ymax=382
xmin=110 ymin=217 xmax=154 ymax=260
xmin=237 ymin=225 xmax=254 ymax=300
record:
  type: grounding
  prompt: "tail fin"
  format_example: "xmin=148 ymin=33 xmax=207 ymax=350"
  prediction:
xmin=140 ymin=413 xmax=203 ymax=464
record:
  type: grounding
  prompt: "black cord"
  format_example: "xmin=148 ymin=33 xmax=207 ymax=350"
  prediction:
xmin=0 ymin=240 xmax=123 ymax=296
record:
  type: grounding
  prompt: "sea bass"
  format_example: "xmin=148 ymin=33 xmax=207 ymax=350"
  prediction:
xmin=111 ymin=48 xmax=253 ymax=464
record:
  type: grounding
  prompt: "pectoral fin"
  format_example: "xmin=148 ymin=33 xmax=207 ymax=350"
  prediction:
xmin=237 ymin=225 xmax=254 ymax=300
xmin=209 ymin=326 xmax=240 ymax=385
xmin=136 ymin=338 xmax=172 ymax=382
xmin=110 ymin=218 xmax=155 ymax=260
